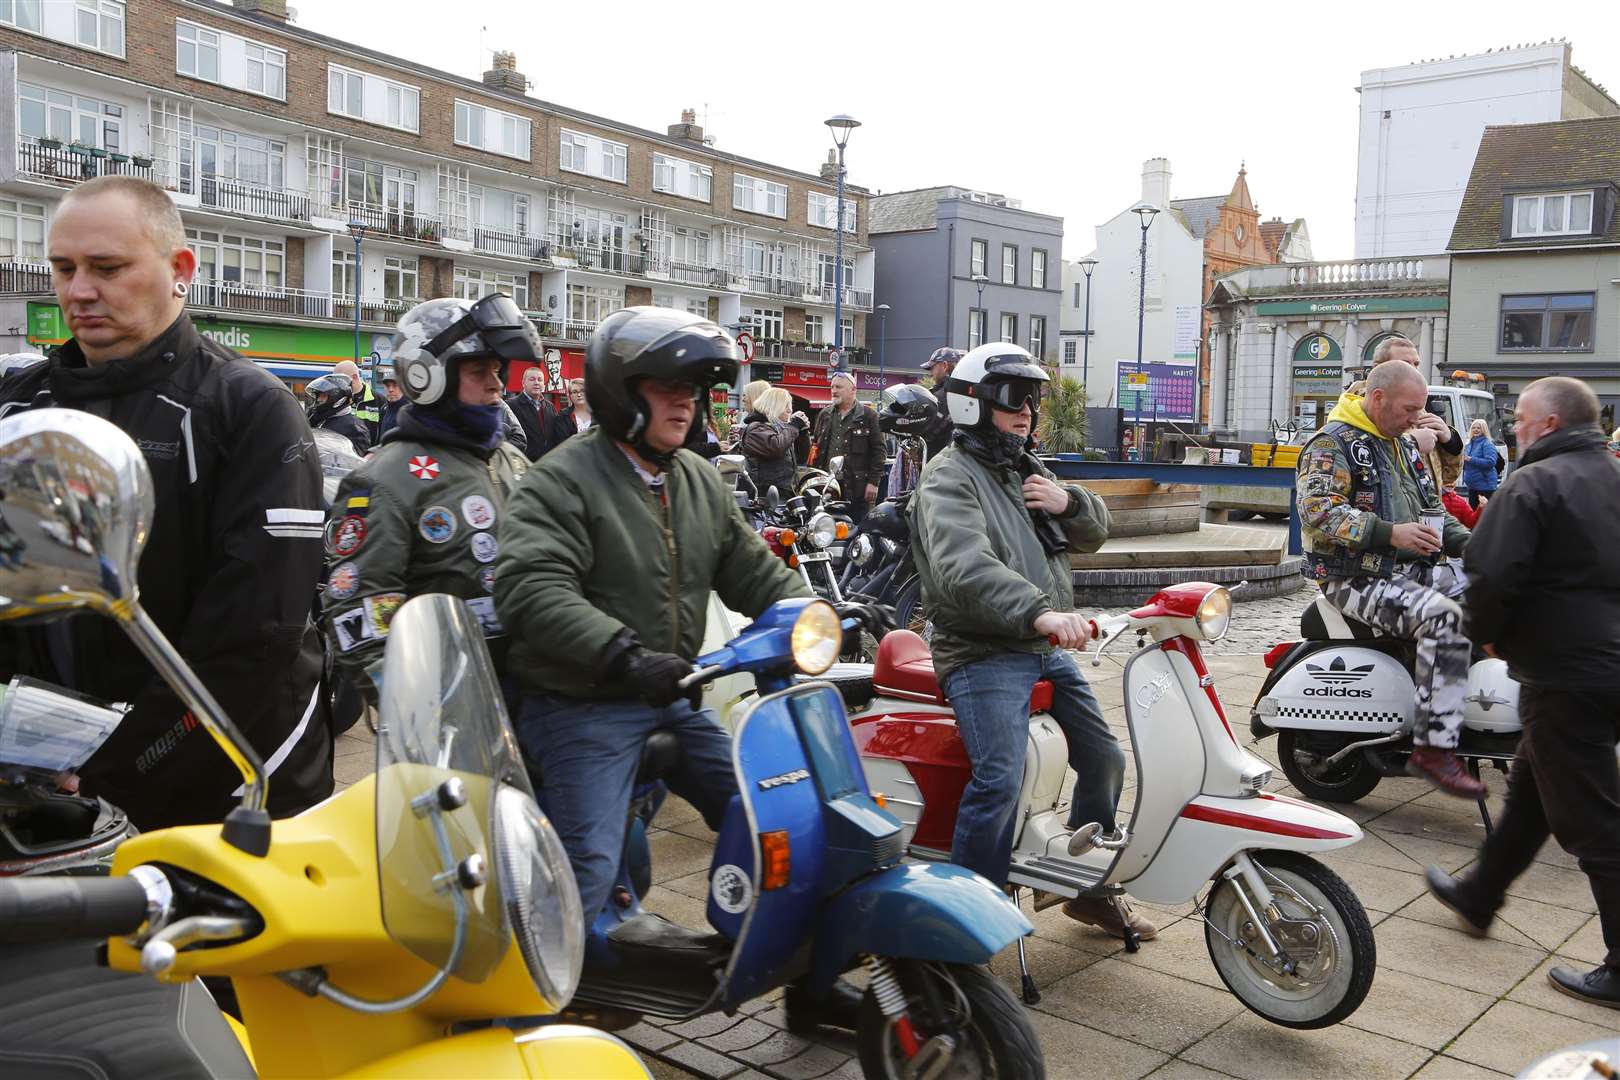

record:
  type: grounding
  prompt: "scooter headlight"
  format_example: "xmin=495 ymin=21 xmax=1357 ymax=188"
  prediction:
xmin=1195 ymin=586 xmax=1232 ymax=642
xmin=806 ymin=512 xmax=837 ymax=550
xmin=492 ymin=784 xmax=583 ymax=1009
xmin=791 ymin=600 xmax=842 ymax=676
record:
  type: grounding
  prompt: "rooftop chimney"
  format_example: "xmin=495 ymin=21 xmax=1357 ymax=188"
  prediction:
xmin=819 ymin=150 xmax=838 ymax=182
xmin=1141 ymin=157 xmax=1172 ymax=209
xmin=482 ymin=51 xmax=527 ymax=94
xmin=667 ymin=108 xmax=706 ymax=144
xmin=234 ymin=0 xmax=290 ymax=20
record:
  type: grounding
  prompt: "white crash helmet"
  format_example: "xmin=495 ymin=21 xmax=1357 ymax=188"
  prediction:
xmin=0 ymin=352 xmax=48 ymax=379
xmin=943 ymin=342 xmax=1050 ymax=428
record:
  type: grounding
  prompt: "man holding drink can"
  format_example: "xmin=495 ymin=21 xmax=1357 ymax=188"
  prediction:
xmin=1296 ymin=360 xmax=1481 ymax=797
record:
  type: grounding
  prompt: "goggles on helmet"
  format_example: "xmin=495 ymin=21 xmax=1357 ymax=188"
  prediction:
xmin=424 ymin=292 xmax=541 ymax=364
xmin=978 ymin=377 xmax=1044 ymax=413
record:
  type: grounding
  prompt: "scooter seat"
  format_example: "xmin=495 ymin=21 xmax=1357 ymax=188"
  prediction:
xmin=636 ymin=732 xmax=682 ymax=785
xmin=873 ymin=629 xmax=1055 ymax=712
xmin=1300 ymin=595 xmax=1380 ymax=641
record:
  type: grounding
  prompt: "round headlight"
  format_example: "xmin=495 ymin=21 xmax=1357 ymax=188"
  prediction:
xmin=492 ymin=784 xmax=583 ymax=1009
xmin=850 ymin=534 xmax=875 ymax=567
xmin=806 ymin=512 xmax=837 ymax=549
xmin=791 ymin=600 xmax=842 ymax=675
xmin=1195 ymin=587 xmax=1232 ymax=642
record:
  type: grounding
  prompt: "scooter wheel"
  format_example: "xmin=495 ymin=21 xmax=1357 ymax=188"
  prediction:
xmin=857 ymin=961 xmax=1043 ymax=1080
xmin=1276 ymin=730 xmax=1383 ymax=803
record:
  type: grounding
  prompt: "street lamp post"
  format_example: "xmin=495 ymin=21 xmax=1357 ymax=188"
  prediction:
xmin=1077 ymin=256 xmax=1098 ymax=389
xmin=346 ymin=221 xmax=367 ymax=375
xmin=1131 ymin=205 xmax=1159 ymax=457
xmin=971 ymin=273 xmax=989 ymax=346
xmin=876 ymin=303 xmax=890 ymax=377
xmin=825 ymin=114 xmax=860 ymax=372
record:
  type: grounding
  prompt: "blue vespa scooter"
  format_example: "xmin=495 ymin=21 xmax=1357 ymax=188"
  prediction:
xmin=570 ymin=598 xmax=1044 ymax=1079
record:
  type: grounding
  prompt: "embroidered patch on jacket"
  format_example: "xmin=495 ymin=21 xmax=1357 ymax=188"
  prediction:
xmin=408 ymin=455 xmax=440 ymax=480
xmin=460 ymin=495 xmax=496 ymax=530
xmin=418 ymin=506 xmax=457 ymax=544
xmin=327 ymin=561 xmax=360 ymax=599
xmin=331 ymin=515 xmax=367 ymax=557
xmin=363 ymin=592 xmax=406 ymax=637
xmin=471 ymin=532 xmax=498 ymax=563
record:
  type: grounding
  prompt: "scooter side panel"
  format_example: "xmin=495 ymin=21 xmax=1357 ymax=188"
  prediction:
xmin=849 ymin=700 xmax=965 ymax=852
xmin=1261 ymin=646 xmax=1413 ymax=734
xmin=1109 ymin=646 xmax=1208 ymax=884
xmin=720 ymin=685 xmax=834 ymax=1007
xmin=1121 ymin=793 xmax=1363 ymax=904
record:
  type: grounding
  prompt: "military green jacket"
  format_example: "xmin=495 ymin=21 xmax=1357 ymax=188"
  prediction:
xmin=495 ymin=427 xmax=807 ymax=699
xmin=321 ymin=417 xmax=528 ymax=680
xmin=908 ymin=444 xmax=1110 ymax=681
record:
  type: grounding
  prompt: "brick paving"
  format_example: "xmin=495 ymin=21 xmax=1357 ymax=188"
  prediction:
xmin=330 ymin=581 xmax=1617 ymax=1078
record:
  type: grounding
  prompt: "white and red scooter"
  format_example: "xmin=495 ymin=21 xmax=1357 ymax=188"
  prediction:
xmin=844 ymin=583 xmax=1378 ymax=1029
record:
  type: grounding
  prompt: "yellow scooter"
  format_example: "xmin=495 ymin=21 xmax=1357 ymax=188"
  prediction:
xmin=0 ymin=410 xmax=648 ymax=1079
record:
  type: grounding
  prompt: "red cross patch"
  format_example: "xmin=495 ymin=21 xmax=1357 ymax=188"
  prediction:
xmin=408 ymin=455 xmax=440 ymax=480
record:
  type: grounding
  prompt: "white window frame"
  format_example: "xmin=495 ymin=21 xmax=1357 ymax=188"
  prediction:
xmin=747 ymin=307 xmax=784 ymax=340
xmin=968 ymin=308 xmax=986 ymax=349
xmin=18 ymin=82 xmax=122 ymax=151
xmin=332 ymin=248 xmax=358 ymax=299
xmin=0 ymin=197 xmax=48 ymax=260
xmin=327 ymin=63 xmax=421 ymax=134
xmin=808 ymin=191 xmax=856 ymax=231
xmin=75 ymin=0 xmax=124 ymax=58
xmin=652 ymin=152 xmax=713 ymax=202
xmin=559 ymin=128 xmax=628 ymax=184
xmin=2 ymin=1 xmax=124 ymax=58
xmin=1000 ymin=312 xmax=1017 ymax=343
xmin=804 ymin=313 xmax=826 ymax=345
xmin=970 ymin=239 xmax=987 ymax=278
xmin=186 ymin=228 xmax=286 ymax=289
xmin=454 ymin=99 xmax=532 ymax=161
xmin=1031 ymin=249 xmax=1047 ymax=290
xmin=1510 ymin=191 xmax=1596 ymax=238
xmin=1062 ymin=339 xmax=1077 ymax=365
xmin=0 ymin=1 xmax=43 ymax=37
xmin=453 ymin=266 xmax=529 ymax=309
xmin=1029 ymin=316 xmax=1045 ymax=360
xmin=383 ymin=255 xmax=419 ymax=302
xmin=176 ymin=22 xmax=220 ymax=86
xmin=733 ymin=173 xmax=788 ymax=219
xmin=671 ymin=225 xmax=712 ymax=268
xmin=568 ymin=282 xmax=625 ymax=325
xmin=175 ymin=20 xmax=283 ymax=101
xmin=1001 ymin=244 xmax=1017 ymax=286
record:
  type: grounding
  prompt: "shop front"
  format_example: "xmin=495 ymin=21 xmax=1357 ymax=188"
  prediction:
xmin=1290 ymin=333 xmax=1344 ymax=434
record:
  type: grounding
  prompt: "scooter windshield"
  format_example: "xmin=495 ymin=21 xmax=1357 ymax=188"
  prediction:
xmin=373 ymin=593 xmax=527 ymax=982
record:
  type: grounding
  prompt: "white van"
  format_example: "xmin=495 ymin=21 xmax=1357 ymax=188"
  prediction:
xmin=1425 ymin=384 xmax=1509 ymax=486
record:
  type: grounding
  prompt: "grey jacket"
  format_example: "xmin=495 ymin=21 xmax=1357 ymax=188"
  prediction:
xmin=908 ymin=444 xmax=1110 ymax=679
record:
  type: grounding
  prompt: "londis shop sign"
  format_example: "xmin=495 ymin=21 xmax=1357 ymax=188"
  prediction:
xmin=26 ymin=303 xmax=382 ymax=362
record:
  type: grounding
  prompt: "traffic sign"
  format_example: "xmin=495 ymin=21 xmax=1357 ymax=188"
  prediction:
xmin=736 ymin=331 xmax=755 ymax=361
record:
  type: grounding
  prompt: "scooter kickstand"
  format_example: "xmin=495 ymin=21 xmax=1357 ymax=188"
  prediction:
xmin=1012 ymin=888 xmax=1041 ymax=1004
xmin=1112 ymin=895 xmax=1141 ymax=954
xmin=1467 ymin=758 xmax=1493 ymax=834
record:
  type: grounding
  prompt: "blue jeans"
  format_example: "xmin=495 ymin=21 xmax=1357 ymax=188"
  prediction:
xmin=516 ymin=693 xmax=737 ymax=928
xmin=940 ymin=649 xmax=1124 ymax=886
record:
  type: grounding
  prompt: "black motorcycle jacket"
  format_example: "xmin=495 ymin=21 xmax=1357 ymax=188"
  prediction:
xmin=316 ymin=409 xmax=372 ymax=457
xmin=0 ymin=314 xmax=333 ymax=830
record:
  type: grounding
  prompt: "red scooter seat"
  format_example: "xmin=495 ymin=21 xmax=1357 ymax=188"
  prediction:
xmin=873 ymin=629 xmax=1054 ymax=712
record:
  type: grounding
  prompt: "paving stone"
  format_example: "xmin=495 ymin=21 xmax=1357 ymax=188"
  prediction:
xmin=1394 ymin=893 xmax=1541 ymax=950
xmin=650 ymin=829 xmax=722 ymax=885
xmin=1363 ymin=827 xmax=1480 ymax=875
xmin=647 ymin=1054 xmax=710 ymax=1080
xmin=658 ymin=794 xmax=704 ymax=827
xmin=1557 ymin=913 xmax=1609 ymax=966
xmin=1182 ymin=1010 xmax=1430 ymax=1080
xmin=1034 ymin=957 xmax=1244 ymax=1055
xmin=1143 ymin=1060 xmax=1241 ymax=1080
xmin=1506 ymin=954 xmax=1620 ymax=1029
xmin=1476 ymin=893 xmax=1593 ymax=953
xmin=988 ymin=934 xmax=1105 ymax=993
xmin=1372 ymin=803 xmax=1493 ymax=848
xmin=1372 ymin=914 xmax=1544 ymax=996
xmin=663 ymin=869 xmax=714 ymax=902
xmin=698 ymin=1018 xmax=779 ymax=1054
xmin=762 ymin=1043 xmax=851 ymax=1079
xmin=1499 ymin=859 xmax=1598 ymax=914
xmin=621 ymin=1020 xmax=683 ymax=1052
xmin=659 ymin=1040 xmax=750 ymax=1078
xmin=1340 ymin=966 xmax=1494 ymax=1050
xmin=666 ymin=1011 xmax=748 ymax=1039
xmin=642 ymin=884 xmax=712 ymax=932
xmin=1406 ymin=1054 xmax=1512 ymax=1079
xmin=1024 ymin=1009 xmax=1168 ymax=1079
xmin=1445 ymin=1000 xmax=1618 ymax=1075
xmin=1108 ymin=914 xmax=1228 ymax=991
xmin=333 ymin=753 xmax=374 ymax=786
xmin=734 ymin=1031 xmax=816 ymax=1067
xmin=1311 ymin=852 xmax=1431 ymax=915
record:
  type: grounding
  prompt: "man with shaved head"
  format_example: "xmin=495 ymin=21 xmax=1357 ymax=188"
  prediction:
xmin=0 ymin=175 xmax=332 ymax=831
xmin=1426 ymin=376 xmax=1620 ymax=1009
xmin=1297 ymin=356 xmax=1483 ymax=797
xmin=333 ymin=358 xmax=380 ymax=442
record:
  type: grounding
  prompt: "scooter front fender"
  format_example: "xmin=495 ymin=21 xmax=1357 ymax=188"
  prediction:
xmin=342 ymin=1024 xmax=649 ymax=1079
xmin=806 ymin=863 xmax=1031 ymax=992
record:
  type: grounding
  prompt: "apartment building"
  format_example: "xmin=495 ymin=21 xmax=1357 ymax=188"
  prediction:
xmin=0 ymin=0 xmax=872 ymax=396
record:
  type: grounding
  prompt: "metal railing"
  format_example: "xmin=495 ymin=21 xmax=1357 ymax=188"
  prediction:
xmin=471 ymin=224 xmax=548 ymax=260
xmin=18 ymin=140 xmax=153 ymax=184
xmin=343 ymin=202 xmax=445 ymax=243
xmin=188 ymin=281 xmax=416 ymax=324
xmin=0 ymin=260 xmax=51 ymax=295
xmin=200 ymin=177 xmax=312 ymax=225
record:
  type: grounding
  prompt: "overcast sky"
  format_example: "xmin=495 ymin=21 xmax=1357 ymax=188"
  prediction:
xmin=300 ymin=0 xmax=1620 ymax=263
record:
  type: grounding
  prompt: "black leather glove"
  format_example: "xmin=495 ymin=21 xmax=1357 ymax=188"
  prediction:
xmin=621 ymin=647 xmax=702 ymax=709
xmin=835 ymin=601 xmax=895 ymax=654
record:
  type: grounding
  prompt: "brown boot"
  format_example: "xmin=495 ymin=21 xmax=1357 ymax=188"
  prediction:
xmin=1061 ymin=895 xmax=1158 ymax=941
xmin=1406 ymin=747 xmax=1486 ymax=799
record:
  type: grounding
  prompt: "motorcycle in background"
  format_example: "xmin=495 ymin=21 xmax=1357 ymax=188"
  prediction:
xmin=0 ymin=410 xmax=648 ymax=1079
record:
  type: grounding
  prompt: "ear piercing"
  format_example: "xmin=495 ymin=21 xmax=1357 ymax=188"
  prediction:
xmin=174 ymin=281 xmax=189 ymax=297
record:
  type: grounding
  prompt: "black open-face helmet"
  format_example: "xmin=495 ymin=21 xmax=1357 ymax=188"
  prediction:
xmin=586 ymin=307 xmax=739 ymax=465
xmin=303 ymin=372 xmax=354 ymax=426
xmin=878 ymin=383 xmax=942 ymax=436
xmin=391 ymin=293 xmax=541 ymax=407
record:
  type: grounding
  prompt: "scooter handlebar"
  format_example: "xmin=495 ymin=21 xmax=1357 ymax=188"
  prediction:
xmin=0 ymin=875 xmax=150 ymax=942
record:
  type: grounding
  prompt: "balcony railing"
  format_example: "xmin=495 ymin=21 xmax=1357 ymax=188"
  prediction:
xmin=1286 ymin=258 xmax=1444 ymax=287
xmin=188 ymin=281 xmax=416 ymax=325
xmin=0 ymin=260 xmax=51 ymax=295
xmin=200 ymin=176 xmax=312 ymax=225
xmin=18 ymin=139 xmax=153 ymax=185
xmin=471 ymin=224 xmax=547 ymax=260
xmin=344 ymin=202 xmax=445 ymax=243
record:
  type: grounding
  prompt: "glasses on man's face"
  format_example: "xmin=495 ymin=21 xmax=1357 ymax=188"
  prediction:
xmin=644 ymin=378 xmax=700 ymax=402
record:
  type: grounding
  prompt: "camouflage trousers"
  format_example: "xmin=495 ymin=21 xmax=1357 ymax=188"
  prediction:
xmin=1320 ymin=562 xmax=1469 ymax=749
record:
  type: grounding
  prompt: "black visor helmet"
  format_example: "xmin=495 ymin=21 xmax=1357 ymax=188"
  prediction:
xmin=586 ymin=307 xmax=740 ymax=465
xmin=391 ymin=293 xmax=541 ymax=406
xmin=303 ymin=372 xmax=354 ymax=426
xmin=878 ymin=382 xmax=943 ymax=436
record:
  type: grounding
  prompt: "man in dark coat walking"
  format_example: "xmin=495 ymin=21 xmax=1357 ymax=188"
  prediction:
xmin=506 ymin=364 xmax=557 ymax=461
xmin=1425 ymin=376 xmax=1620 ymax=1010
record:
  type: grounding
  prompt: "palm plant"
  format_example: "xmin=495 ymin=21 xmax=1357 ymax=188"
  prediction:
xmin=1038 ymin=377 xmax=1089 ymax=454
